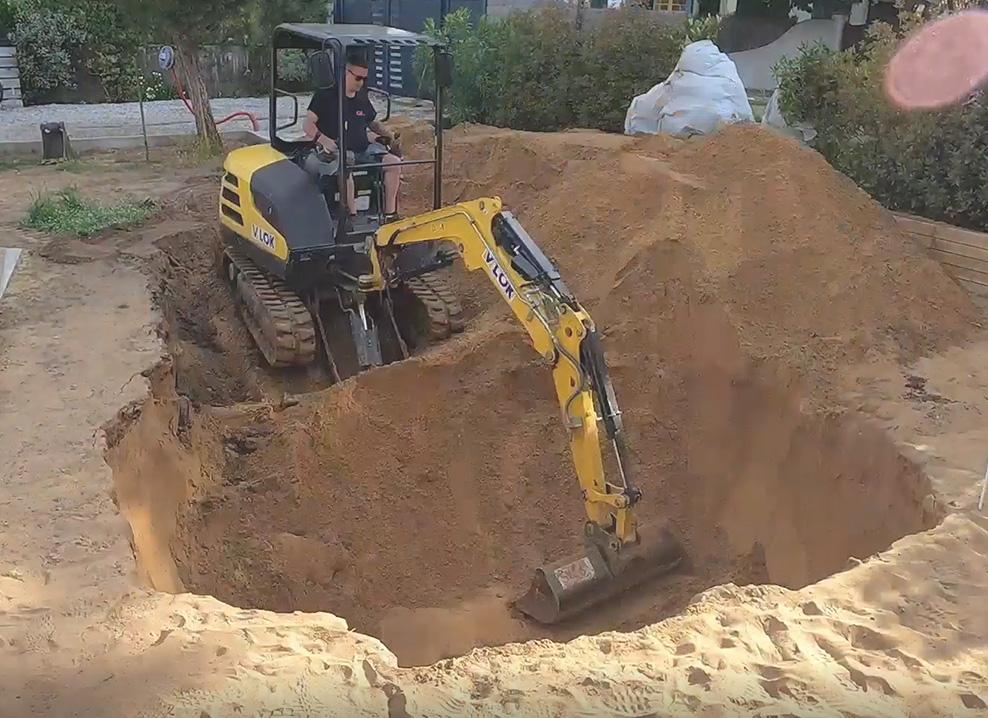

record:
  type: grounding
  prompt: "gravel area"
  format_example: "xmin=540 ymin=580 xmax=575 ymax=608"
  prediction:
xmin=0 ymin=94 xmax=434 ymax=142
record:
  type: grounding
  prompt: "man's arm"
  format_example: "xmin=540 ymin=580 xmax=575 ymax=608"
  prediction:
xmin=305 ymin=94 xmax=338 ymax=152
xmin=367 ymin=118 xmax=390 ymax=142
xmin=304 ymin=111 xmax=321 ymax=139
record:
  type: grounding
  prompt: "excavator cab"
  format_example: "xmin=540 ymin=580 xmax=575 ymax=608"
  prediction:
xmin=270 ymin=24 xmax=452 ymax=246
xmin=218 ymin=24 xmax=464 ymax=379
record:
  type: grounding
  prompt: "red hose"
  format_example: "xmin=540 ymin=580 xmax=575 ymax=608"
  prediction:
xmin=170 ymin=68 xmax=260 ymax=132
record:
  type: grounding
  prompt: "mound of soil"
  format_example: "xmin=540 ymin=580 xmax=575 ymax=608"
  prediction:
xmin=108 ymin=123 xmax=980 ymax=667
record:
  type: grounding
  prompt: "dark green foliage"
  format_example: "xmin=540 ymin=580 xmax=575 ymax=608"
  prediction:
xmin=244 ymin=0 xmax=326 ymax=93
xmin=774 ymin=19 xmax=988 ymax=231
xmin=415 ymin=6 xmax=720 ymax=132
xmin=0 ymin=0 xmax=16 ymax=39
xmin=9 ymin=0 xmax=146 ymax=102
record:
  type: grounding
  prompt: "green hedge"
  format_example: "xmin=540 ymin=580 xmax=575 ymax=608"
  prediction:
xmin=8 ymin=0 xmax=145 ymax=102
xmin=416 ymin=6 xmax=720 ymax=132
xmin=0 ymin=0 xmax=15 ymax=41
xmin=774 ymin=16 xmax=988 ymax=231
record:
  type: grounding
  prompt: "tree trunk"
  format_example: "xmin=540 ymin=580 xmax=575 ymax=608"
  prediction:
xmin=176 ymin=42 xmax=222 ymax=152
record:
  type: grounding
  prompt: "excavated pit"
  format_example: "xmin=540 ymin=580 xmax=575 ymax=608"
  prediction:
xmin=105 ymin=123 xmax=981 ymax=667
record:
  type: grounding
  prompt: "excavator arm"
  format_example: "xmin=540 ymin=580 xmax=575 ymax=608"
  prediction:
xmin=373 ymin=197 xmax=683 ymax=624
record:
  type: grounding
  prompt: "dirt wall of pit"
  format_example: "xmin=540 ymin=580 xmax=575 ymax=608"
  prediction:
xmin=106 ymin=123 xmax=977 ymax=667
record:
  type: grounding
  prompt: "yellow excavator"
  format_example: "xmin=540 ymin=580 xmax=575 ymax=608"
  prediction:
xmin=217 ymin=23 xmax=683 ymax=623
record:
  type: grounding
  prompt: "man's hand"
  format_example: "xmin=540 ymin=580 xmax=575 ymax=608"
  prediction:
xmin=368 ymin=120 xmax=392 ymax=145
xmin=371 ymin=131 xmax=392 ymax=146
xmin=386 ymin=130 xmax=402 ymax=157
xmin=318 ymin=135 xmax=338 ymax=154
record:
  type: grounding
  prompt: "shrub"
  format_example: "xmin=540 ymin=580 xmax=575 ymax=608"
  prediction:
xmin=0 ymin=0 xmax=15 ymax=40
xmin=773 ymin=13 xmax=988 ymax=230
xmin=9 ymin=0 xmax=145 ymax=102
xmin=244 ymin=0 xmax=326 ymax=93
xmin=414 ymin=8 xmax=510 ymax=125
xmin=10 ymin=2 xmax=86 ymax=94
xmin=78 ymin=0 xmax=145 ymax=102
xmin=416 ymin=6 xmax=720 ymax=132
xmin=143 ymin=71 xmax=178 ymax=101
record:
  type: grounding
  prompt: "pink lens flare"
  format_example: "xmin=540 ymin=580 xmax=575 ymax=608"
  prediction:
xmin=884 ymin=9 xmax=988 ymax=110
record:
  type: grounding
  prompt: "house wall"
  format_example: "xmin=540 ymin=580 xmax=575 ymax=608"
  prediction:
xmin=727 ymin=16 xmax=846 ymax=91
xmin=488 ymin=0 xmax=541 ymax=17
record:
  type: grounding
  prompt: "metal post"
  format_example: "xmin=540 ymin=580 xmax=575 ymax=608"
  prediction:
xmin=269 ymin=34 xmax=279 ymax=146
xmin=138 ymin=53 xmax=150 ymax=163
xmin=331 ymin=39 xmax=348 ymax=228
xmin=433 ymin=48 xmax=444 ymax=211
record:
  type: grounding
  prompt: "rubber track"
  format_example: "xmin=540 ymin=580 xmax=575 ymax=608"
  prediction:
xmin=403 ymin=275 xmax=465 ymax=341
xmin=420 ymin=274 xmax=466 ymax=333
xmin=223 ymin=247 xmax=317 ymax=367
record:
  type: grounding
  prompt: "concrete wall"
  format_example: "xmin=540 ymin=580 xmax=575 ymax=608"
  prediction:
xmin=716 ymin=15 xmax=796 ymax=53
xmin=487 ymin=0 xmax=541 ymax=18
xmin=487 ymin=0 xmax=688 ymax=26
xmin=582 ymin=5 xmax=686 ymax=25
xmin=488 ymin=0 xmax=687 ymax=22
xmin=0 ymin=45 xmax=23 ymax=110
xmin=727 ymin=16 xmax=846 ymax=91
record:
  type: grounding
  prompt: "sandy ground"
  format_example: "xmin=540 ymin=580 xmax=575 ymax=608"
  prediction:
xmin=1 ymin=142 xmax=988 ymax=717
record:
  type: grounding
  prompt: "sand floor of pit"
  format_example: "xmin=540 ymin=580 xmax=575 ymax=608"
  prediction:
xmin=1 ymin=146 xmax=988 ymax=717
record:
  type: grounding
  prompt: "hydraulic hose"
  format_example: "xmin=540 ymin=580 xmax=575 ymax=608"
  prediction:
xmin=170 ymin=68 xmax=260 ymax=132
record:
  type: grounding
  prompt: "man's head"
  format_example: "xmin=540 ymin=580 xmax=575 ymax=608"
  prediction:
xmin=344 ymin=50 xmax=369 ymax=95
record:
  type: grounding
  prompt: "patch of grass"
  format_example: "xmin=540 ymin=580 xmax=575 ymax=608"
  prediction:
xmin=55 ymin=158 xmax=99 ymax=173
xmin=750 ymin=100 xmax=767 ymax=123
xmin=0 ymin=159 xmax=24 ymax=172
xmin=173 ymin=136 xmax=227 ymax=168
xmin=21 ymin=187 xmax=156 ymax=237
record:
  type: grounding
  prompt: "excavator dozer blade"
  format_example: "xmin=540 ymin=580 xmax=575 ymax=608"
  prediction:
xmin=513 ymin=522 xmax=685 ymax=625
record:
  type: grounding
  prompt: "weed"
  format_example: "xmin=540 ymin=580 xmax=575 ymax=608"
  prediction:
xmin=21 ymin=187 xmax=155 ymax=236
xmin=54 ymin=158 xmax=97 ymax=173
xmin=176 ymin=136 xmax=226 ymax=166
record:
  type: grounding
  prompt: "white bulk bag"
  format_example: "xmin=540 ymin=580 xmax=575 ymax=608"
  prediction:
xmin=624 ymin=40 xmax=754 ymax=138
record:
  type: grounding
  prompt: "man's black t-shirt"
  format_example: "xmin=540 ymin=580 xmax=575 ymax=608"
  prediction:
xmin=308 ymin=88 xmax=376 ymax=153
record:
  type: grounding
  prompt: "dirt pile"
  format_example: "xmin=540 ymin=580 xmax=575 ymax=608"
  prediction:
xmin=108 ymin=124 xmax=981 ymax=668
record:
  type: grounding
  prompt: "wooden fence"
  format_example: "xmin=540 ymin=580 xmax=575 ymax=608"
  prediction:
xmin=894 ymin=212 xmax=988 ymax=298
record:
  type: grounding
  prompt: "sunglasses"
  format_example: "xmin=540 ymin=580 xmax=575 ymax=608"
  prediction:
xmin=347 ymin=68 xmax=367 ymax=83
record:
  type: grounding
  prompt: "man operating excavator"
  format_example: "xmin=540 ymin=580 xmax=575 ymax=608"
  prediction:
xmin=303 ymin=50 xmax=403 ymax=221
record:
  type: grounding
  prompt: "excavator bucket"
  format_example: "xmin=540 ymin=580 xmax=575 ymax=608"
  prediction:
xmin=513 ymin=522 xmax=685 ymax=625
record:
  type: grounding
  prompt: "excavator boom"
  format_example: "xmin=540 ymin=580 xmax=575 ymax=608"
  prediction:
xmin=374 ymin=198 xmax=684 ymax=624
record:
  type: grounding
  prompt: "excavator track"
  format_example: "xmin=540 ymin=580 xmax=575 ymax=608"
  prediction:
xmin=403 ymin=274 xmax=465 ymax=341
xmin=222 ymin=246 xmax=317 ymax=368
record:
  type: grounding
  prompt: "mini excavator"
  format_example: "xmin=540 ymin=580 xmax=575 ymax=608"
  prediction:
xmin=216 ymin=23 xmax=684 ymax=624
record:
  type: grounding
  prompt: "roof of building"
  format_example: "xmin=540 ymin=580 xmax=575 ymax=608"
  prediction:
xmin=274 ymin=23 xmax=442 ymax=48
